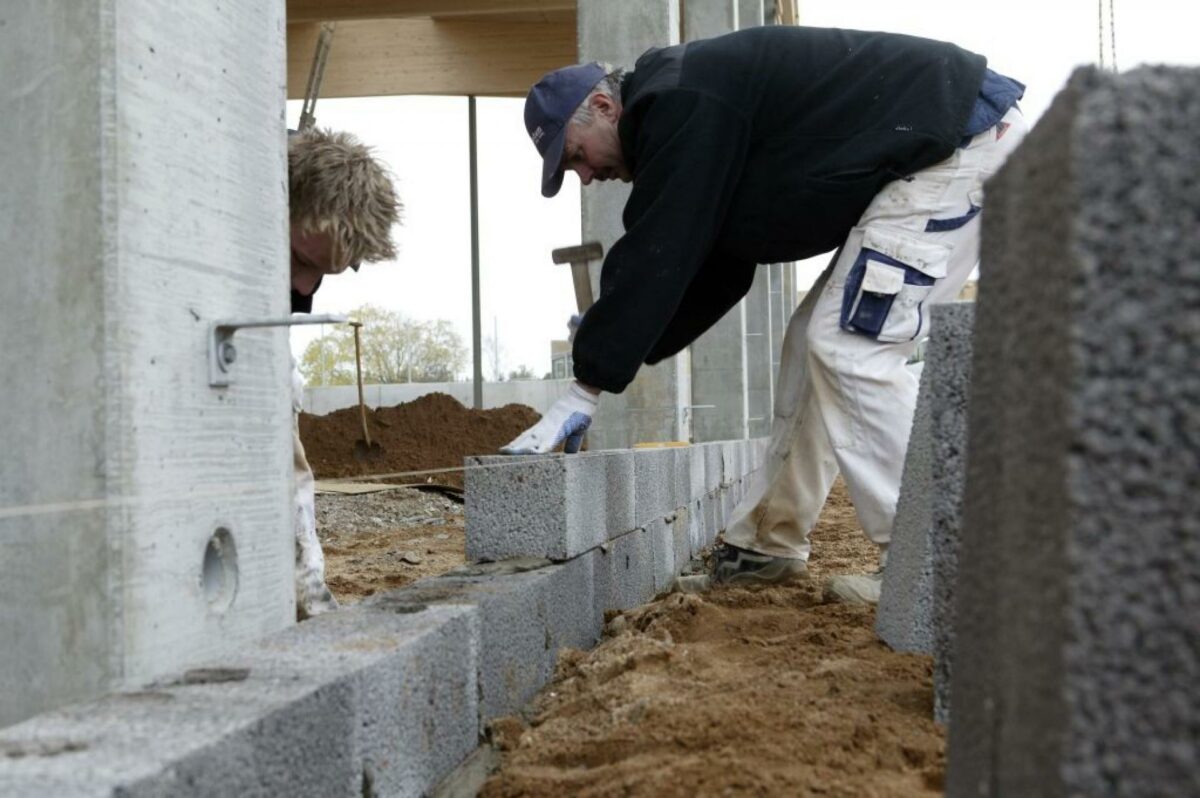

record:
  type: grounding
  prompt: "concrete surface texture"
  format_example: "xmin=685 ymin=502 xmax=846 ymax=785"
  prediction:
xmin=946 ymin=66 xmax=1200 ymax=797
xmin=875 ymin=348 xmax=936 ymax=654
xmin=0 ymin=439 xmax=764 ymax=797
xmin=578 ymin=0 xmax=686 ymax=449
xmin=464 ymin=452 xmax=633 ymax=562
xmin=369 ymin=556 xmax=599 ymax=726
xmin=0 ymin=0 xmax=293 ymax=728
xmin=927 ymin=303 xmax=976 ymax=725
xmin=0 ymin=604 xmax=479 ymax=797
xmin=466 ymin=441 xmax=762 ymax=566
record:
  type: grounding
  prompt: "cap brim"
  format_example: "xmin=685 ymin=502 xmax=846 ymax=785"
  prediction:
xmin=540 ymin=125 xmax=567 ymax=198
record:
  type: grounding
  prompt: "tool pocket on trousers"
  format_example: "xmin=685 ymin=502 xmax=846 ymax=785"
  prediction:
xmin=839 ymin=227 xmax=950 ymax=343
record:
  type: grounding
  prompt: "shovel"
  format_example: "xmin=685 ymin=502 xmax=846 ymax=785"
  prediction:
xmin=350 ymin=320 xmax=383 ymax=462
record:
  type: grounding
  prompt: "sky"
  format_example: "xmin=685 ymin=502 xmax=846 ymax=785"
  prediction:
xmin=288 ymin=0 xmax=1198 ymax=380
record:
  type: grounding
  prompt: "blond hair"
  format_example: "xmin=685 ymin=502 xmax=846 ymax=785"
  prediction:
xmin=288 ymin=128 xmax=401 ymax=266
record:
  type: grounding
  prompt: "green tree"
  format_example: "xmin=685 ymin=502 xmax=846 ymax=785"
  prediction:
xmin=299 ymin=305 xmax=468 ymax=386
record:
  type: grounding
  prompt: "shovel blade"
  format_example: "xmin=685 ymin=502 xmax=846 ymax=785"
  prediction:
xmin=353 ymin=439 xmax=384 ymax=463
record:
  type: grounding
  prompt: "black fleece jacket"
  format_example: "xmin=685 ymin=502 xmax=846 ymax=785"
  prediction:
xmin=570 ymin=25 xmax=987 ymax=393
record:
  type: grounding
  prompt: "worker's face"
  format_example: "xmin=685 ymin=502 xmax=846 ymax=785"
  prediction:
xmin=562 ymin=94 xmax=630 ymax=187
xmin=290 ymin=227 xmax=353 ymax=296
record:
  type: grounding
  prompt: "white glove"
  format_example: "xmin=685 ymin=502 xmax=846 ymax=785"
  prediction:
xmin=500 ymin=381 xmax=598 ymax=455
xmin=567 ymin=312 xmax=584 ymax=342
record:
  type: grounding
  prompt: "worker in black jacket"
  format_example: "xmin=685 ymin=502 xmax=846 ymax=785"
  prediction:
xmin=502 ymin=25 xmax=1026 ymax=603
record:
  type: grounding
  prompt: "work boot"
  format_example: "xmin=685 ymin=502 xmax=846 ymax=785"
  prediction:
xmin=676 ymin=543 xmax=808 ymax=593
xmin=824 ymin=570 xmax=884 ymax=605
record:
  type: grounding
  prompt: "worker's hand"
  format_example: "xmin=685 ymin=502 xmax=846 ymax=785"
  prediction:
xmin=500 ymin=381 xmax=598 ymax=455
xmin=567 ymin=312 xmax=585 ymax=342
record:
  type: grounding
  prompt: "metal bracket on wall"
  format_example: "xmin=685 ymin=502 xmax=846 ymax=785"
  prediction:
xmin=209 ymin=313 xmax=348 ymax=387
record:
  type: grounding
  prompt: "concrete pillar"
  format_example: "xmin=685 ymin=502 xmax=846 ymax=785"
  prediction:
xmin=682 ymin=0 xmax=745 ymax=443
xmin=738 ymin=0 xmax=766 ymax=28
xmin=577 ymin=0 xmax=683 ymax=448
xmin=946 ymin=66 xmax=1200 ymax=797
xmin=743 ymin=273 xmax=773 ymax=438
xmin=0 ymin=0 xmax=292 ymax=726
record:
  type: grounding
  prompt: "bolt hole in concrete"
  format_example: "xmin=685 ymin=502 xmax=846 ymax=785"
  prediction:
xmin=202 ymin=527 xmax=239 ymax=612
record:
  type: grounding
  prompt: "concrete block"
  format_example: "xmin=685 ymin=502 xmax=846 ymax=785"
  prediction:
xmin=925 ymin=304 xmax=977 ymax=723
xmin=876 ymin=352 xmax=936 ymax=654
xmin=648 ymin=517 xmax=676 ymax=595
xmin=0 ymin=0 xmax=293 ymax=727
xmin=465 ymin=451 xmax=633 ymax=561
xmin=946 ymin=66 xmax=1200 ymax=798
xmin=370 ymin=557 xmax=599 ymax=727
xmin=703 ymin=443 xmax=723 ymax=492
xmin=672 ymin=446 xmax=707 ymax=506
xmin=702 ymin=491 xmax=720 ymax=547
xmin=688 ymin=445 xmax=707 ymax=502
xmin=633 ymin=447 xmax=676 ymax=528
xmin=649 ymin=507 xmax=693 ymax=594
xmin=593 ymin=526 xmax=656 ymax=615
xmin=671 ymin=506 xmax=693 ymax=577
xmin=686 ymin=497 xmax=707 ymax=557
xmin=0 ymin=604 xmax=478 ymax=798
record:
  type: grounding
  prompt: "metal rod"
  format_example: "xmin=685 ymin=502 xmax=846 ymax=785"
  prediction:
xmin=469 ymin=95 xmax=483 ymax=409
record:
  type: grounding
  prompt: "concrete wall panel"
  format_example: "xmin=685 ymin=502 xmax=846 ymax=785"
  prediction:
xmin=0 ymin=0 xmax=292 ymax=727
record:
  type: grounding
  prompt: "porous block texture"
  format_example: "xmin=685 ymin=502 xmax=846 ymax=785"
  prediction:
xmin=927 ymin=304 xmax=977 ymax=723
xmin=372 ymin=557 xmax=599 ymax=726
xmin=946 ymin=66 xmax=1200 ymax=798
xmin=0 ymin=605 xmax=478 ymax=798
xmin=875 ymin=354 xmax=935 ymax=654
xmin=594 ymin=526 xmax=657 ymax=614
xmin=465 ymin=451 xmax=632 ymax=561
xmin=633 ymin=447 xmax=677 ymax=528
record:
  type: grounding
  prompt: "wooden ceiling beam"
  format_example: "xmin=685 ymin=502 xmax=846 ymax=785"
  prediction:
xmin=287 ymin=16 xmax=577 ymax=98
xmin=287 ymin=0 xmax=574 ymax=24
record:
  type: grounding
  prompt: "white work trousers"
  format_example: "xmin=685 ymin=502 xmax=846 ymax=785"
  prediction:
xmin=724 ymin=108 xmax=1028 ymax=565
xmin=292 ymin=360 xmax=337 ymax=618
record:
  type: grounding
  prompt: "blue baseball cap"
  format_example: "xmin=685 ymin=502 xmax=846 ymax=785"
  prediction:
xmin=524 ymin=62 xmax=607 ymax=198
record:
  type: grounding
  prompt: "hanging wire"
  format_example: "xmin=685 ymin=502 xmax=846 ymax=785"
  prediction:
xmin=1098 ymin=0 xmax=1119 ymax=73
xmin=1109 ymin=0 xmax=1118 ymax=72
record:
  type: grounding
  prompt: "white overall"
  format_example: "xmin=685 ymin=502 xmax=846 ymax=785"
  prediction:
xmin=723 ymin=107 xmax=1028 ymax=566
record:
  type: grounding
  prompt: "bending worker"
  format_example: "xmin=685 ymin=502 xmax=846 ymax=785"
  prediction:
xmin=288 ymin=128 xmax=401 ymax=618
xmin=501 ymin=25 xmax=1026 ymax=603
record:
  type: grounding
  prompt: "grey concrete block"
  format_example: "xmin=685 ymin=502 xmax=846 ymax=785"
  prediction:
xmin=593 ymin=526 xmax=656 ymax=615
xmin=702 ymin=491 xmax=720 ymax=547
xmin=686 ymin=497 xmax=706 ymax=557
xmin=946 ymin=66 xmax=1200 ymax=798
xmin=927 ymin=304 xmax=977 ymax=723
xmin=633 ymin=447 xmax=676 ymax=528
xmin=876 ymin=351 xmax=936 ymax=654
xmin=671 ymin=446 xmax=707 ymax=506
xmin=688 ymin=445 xmax=707 ymax=502
xmin=703 ymin=443 xmax=723 ymax=492
xmin=465 ymin=451 xmax=632 ymax=561
xmin=0 ymin=604 xmax=478 ymax=798
xmin=371 ymin=557 xmax=599 ymax=727
xmin=648 ymin=516 xmax=676 ymax=595
xmin=671 ymin=506 xmax=693 ymax=577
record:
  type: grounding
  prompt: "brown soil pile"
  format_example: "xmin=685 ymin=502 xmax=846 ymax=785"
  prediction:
xmin=482 ymin=480 xmax=944 ymax=797
xmin=298 ymin=393 xmax=540 ymax=487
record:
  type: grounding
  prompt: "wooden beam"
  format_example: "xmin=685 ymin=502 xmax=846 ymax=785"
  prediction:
xmin=287 ymin=17 xmax=576 ymax=98
xmin=287 ymin=0 xmax=574 ymax=24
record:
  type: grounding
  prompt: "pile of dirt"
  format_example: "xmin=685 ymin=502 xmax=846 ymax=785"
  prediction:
xmin=299 ymin=392 xmax=540 ymax=487
xmin=481 ymin=480 xmax=945 ymax=797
